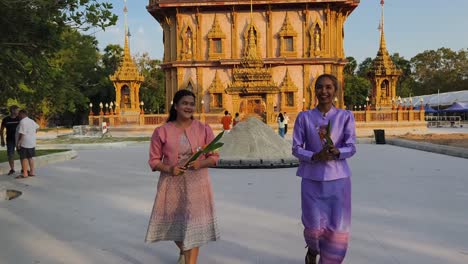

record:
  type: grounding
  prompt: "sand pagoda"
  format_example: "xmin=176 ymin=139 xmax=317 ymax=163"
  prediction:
xmin=218 ymin=118 xmax=298 ymax=168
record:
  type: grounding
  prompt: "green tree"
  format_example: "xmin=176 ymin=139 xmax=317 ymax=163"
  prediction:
xmin=0 ymin=0 xmax=117 ymax=107
xmin=391 ymin=53 xmax=414 ymax=97
xmin=344 ymin=75 xmax=371 ymax=109
xmin=14 ymin=29 xmax=104 ymax=126
xmin=344 ymin=56 xmax=357 ymax=75
xmin=411 ymin=48 xmax=468 ymax=95
xmin=356 ymin=57 xmax=374 ymax=78
xmin=135 ymin=53 xmax=166 ymax=114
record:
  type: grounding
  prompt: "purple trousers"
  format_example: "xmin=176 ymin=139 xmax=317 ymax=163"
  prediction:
xmin=301 ymin=177 xmax=351 ymax=264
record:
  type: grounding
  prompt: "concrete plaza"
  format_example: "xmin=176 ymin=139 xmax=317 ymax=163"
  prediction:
xmin=1 ymin=143 xmax=467 ymax=264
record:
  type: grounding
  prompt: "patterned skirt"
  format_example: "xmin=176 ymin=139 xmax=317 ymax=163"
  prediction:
xmin=145 ymin=167 xmax=220 ymax=250
xmin=301 ymin=177 xmax=351 ymax=264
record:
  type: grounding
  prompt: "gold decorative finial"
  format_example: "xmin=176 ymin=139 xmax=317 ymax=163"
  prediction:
xmin=124 ymin=0 xmax=128 ymax=36
xmin=250 ymin=0 xmax=253 ymax=20
xmin=379 ymin=0 xmax=386 ymax=51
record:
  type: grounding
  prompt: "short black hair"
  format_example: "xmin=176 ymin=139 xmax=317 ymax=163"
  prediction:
xmin=9 ymin=105 xmax=19 ymax=113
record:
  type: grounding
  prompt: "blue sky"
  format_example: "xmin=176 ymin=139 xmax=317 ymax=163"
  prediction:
xmin=95 ymin=0 xmax=468 ymax=64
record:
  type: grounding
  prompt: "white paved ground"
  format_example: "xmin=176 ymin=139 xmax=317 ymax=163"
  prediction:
xmin=1 ymin=143 xmax=467 ymax=264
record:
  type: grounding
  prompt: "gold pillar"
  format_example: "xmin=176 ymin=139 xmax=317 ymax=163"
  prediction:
xmin=171 ymin=17 xmax=177 ymax=61
xmin=266 ymin=93 xmax=275 ymax=124
xmin=231 ymin=8 xmax=238 ymax=59
xmin=324 ymin=7 xmax=331 ymax=57
xmin=303 ymin=65 xmax=311 ymax=110
xmin=114 ymin=84 xmax=121 ymax=109
xmin=196 ymin=12 xmax=202 ymax=60
xmin=177 ymin=67 xmax=184 ymax=89
xmin=231 ymin=94 xmax=240 ymax=116
xmin=196 ymin=67 xmax=203 ymax=112
xmin=163 ymin=23 xmax=169 ymax=62
xmin=324 ymin=64 xmax=332 ymax=74
xmin=336 ymin=65 xmax=344 ymax=109
xmin=303 ymin=9 xmax=309 ymax=58
xmin=266 ymin=7 xmax=272 ymax=58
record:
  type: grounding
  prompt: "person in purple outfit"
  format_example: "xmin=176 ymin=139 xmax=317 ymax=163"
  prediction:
xmin=292 ymin=74 xmax=356 ymax=264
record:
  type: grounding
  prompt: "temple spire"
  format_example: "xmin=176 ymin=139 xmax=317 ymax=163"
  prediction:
xmin=378 ymin=0 xmax=387 ymax=53
xmin=250 ymin=0 xmax=253 ymax=21
xmin=123 ymin=0 xmax=131 ymax=60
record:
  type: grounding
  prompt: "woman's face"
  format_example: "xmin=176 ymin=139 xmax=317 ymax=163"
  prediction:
xmin=175 ymin=95 xmax=195 ymax=120
xmin=315 ymin=77 xmax=336 ymax=105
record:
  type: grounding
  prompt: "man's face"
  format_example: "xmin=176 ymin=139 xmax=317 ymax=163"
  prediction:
xmin=11 ymin=109 xmax=19 ymax=117
xmin=18 ymin=112 xmax=26 ymax=119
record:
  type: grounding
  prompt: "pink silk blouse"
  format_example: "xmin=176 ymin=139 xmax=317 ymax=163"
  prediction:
xmin=148 ymin=119 xmax=220 ymax=171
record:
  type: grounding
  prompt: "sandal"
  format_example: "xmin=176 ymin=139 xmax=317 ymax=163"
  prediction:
xmin=15 ymin=175 xmax=29 ymax=179
xmin=7 ymin=169 xmax=15 ymax=175
xmin=28 ymin=172 xmax=35 ymax=177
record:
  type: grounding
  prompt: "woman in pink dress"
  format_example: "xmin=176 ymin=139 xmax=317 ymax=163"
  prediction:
xmin=146 ymin=89 xmax=220 ymax=264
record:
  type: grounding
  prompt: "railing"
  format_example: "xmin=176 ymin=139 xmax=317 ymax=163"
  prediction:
xmin=144 ymin=114 xmax=168 ymax=125
xmin=352 ymin=108 xmax=426 ymax=122
xmin=425 ymin=116 xmax=462 ymax=128
xmin=88 ymin=109 xmax=427 ymax=128
xmin=88 ymin=113 xmax=225 ymax=127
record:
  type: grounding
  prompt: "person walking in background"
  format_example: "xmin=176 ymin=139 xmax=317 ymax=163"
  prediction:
xmin=15 ymin=109 xmax=39 ymax=179
xmin=292 ymin=74 xmax=356 ymax=264
xmin=146 ymin=89 xmax=220 ymax=264
xmin=221 ymin=110 xmax=232 ymax=132
xmin=277 ymin=112 xmax=285 ymax=138
xmin=0 ymin=105 xmax=20 ymax=175
xmin=233 ymin=112 xmax=240 ymax=127
xmin=283 ymin=112 xmax=290 ymax=135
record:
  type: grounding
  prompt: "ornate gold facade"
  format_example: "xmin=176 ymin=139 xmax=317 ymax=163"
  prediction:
xmin=368 ymin=1 xmax=401 ymax=109
xmin=147 ymin=0 xmax=359 ymax=123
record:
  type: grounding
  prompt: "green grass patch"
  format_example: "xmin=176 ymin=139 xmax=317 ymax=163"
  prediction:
xmin=37 ymin=136 xmax=150 ymax=145
xmin=0 ymin=149 xmax=69 ymax=163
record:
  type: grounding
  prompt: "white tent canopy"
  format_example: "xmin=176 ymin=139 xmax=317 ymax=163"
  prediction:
xmin=402 ymin=90 xmax=468 ymax=107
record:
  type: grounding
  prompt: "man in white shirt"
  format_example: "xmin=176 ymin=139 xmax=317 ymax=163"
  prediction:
xmin=15 ymin=110 xmax=39 ymax=179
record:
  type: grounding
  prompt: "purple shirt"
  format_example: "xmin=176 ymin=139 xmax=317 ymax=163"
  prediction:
xmin=292 ymin=107 xmax=356 ymax=181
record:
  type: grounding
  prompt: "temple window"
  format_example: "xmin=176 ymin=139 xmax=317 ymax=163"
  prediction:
xmin=285 ymin=37 xmax=294 ymax=52
xmin=280 ymin=69 xmax=299 ymax=110
xmin=213 ymin=38 xmax=222 ymax=53
xmin=207 ymin=15 xmax=226 ymax=60
xmin=286 ymin=92 xmax=294 ymax=106
xmin=208 ymin=71 xmax=225 ymax=112
xmin=278 ymin=13 xmax=297 ymax=57
xmin=213 ymin=93 xmax=223 ymax=108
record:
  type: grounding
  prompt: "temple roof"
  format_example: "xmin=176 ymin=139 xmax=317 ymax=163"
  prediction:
xmin=110 ymin=34 xmax=145 ymax=83
xmin=148 ymin=0 xmax=360 ymax=7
